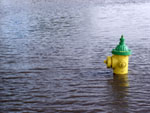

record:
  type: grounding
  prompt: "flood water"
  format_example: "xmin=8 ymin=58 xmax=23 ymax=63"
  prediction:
xmin=0 ymin=0 xmax=150 ymax=112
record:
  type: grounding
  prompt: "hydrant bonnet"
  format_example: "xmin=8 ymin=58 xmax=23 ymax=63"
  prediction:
xmin=112 ymin=35 xmax=131 ymax=56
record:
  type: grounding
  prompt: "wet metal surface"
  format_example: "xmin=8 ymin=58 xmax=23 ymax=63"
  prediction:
xmin=0 ymin=0 xmax=150 ymax=112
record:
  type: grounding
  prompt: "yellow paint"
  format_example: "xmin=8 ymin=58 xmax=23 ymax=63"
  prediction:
xmin=104 ymin=55 xmax=129 ymax=75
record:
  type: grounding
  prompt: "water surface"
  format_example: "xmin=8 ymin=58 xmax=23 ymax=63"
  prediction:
xmin=0 ymin=0 xmax=150 ymax=112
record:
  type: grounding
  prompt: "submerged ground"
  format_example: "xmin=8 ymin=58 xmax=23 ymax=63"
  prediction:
xmin=0 ymin=0 xmax=150 ymax=112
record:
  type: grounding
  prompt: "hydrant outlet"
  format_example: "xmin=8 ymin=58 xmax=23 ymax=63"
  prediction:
xmin=104 ymin=56 xmax=112 ymax=68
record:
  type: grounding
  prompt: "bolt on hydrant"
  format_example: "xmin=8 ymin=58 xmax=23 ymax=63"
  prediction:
xmin=104 ymin=35 xmax=131 ymax=75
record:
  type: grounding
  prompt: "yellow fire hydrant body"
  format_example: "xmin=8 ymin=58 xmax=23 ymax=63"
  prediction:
xmin=104 ymin=35 xmax=131 ymax=75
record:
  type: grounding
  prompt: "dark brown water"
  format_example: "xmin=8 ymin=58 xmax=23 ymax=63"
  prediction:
xmin=1 ymin=0 xmax=150 ymax=112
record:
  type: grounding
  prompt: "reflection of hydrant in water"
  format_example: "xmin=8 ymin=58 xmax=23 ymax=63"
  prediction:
xmin=104 ymin=35 xmax=131 ymax=75
xmin=113 ymin=74 xmax=129 ymax=87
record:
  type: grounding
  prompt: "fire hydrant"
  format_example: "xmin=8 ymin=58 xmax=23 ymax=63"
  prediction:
xmin=104 ymin=35 xmax=131 ymax=75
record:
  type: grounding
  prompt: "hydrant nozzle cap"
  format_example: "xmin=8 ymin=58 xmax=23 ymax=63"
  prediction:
xmin=112 ymin=35 xmax=131 ymax=55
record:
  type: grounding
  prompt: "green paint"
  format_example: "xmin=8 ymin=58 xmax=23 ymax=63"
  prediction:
xmin=112 ymin=35 xmax=131 ymax=55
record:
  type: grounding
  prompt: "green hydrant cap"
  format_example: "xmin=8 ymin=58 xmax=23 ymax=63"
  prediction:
xmin=112 ymin=35 xmax=131 ymax=55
